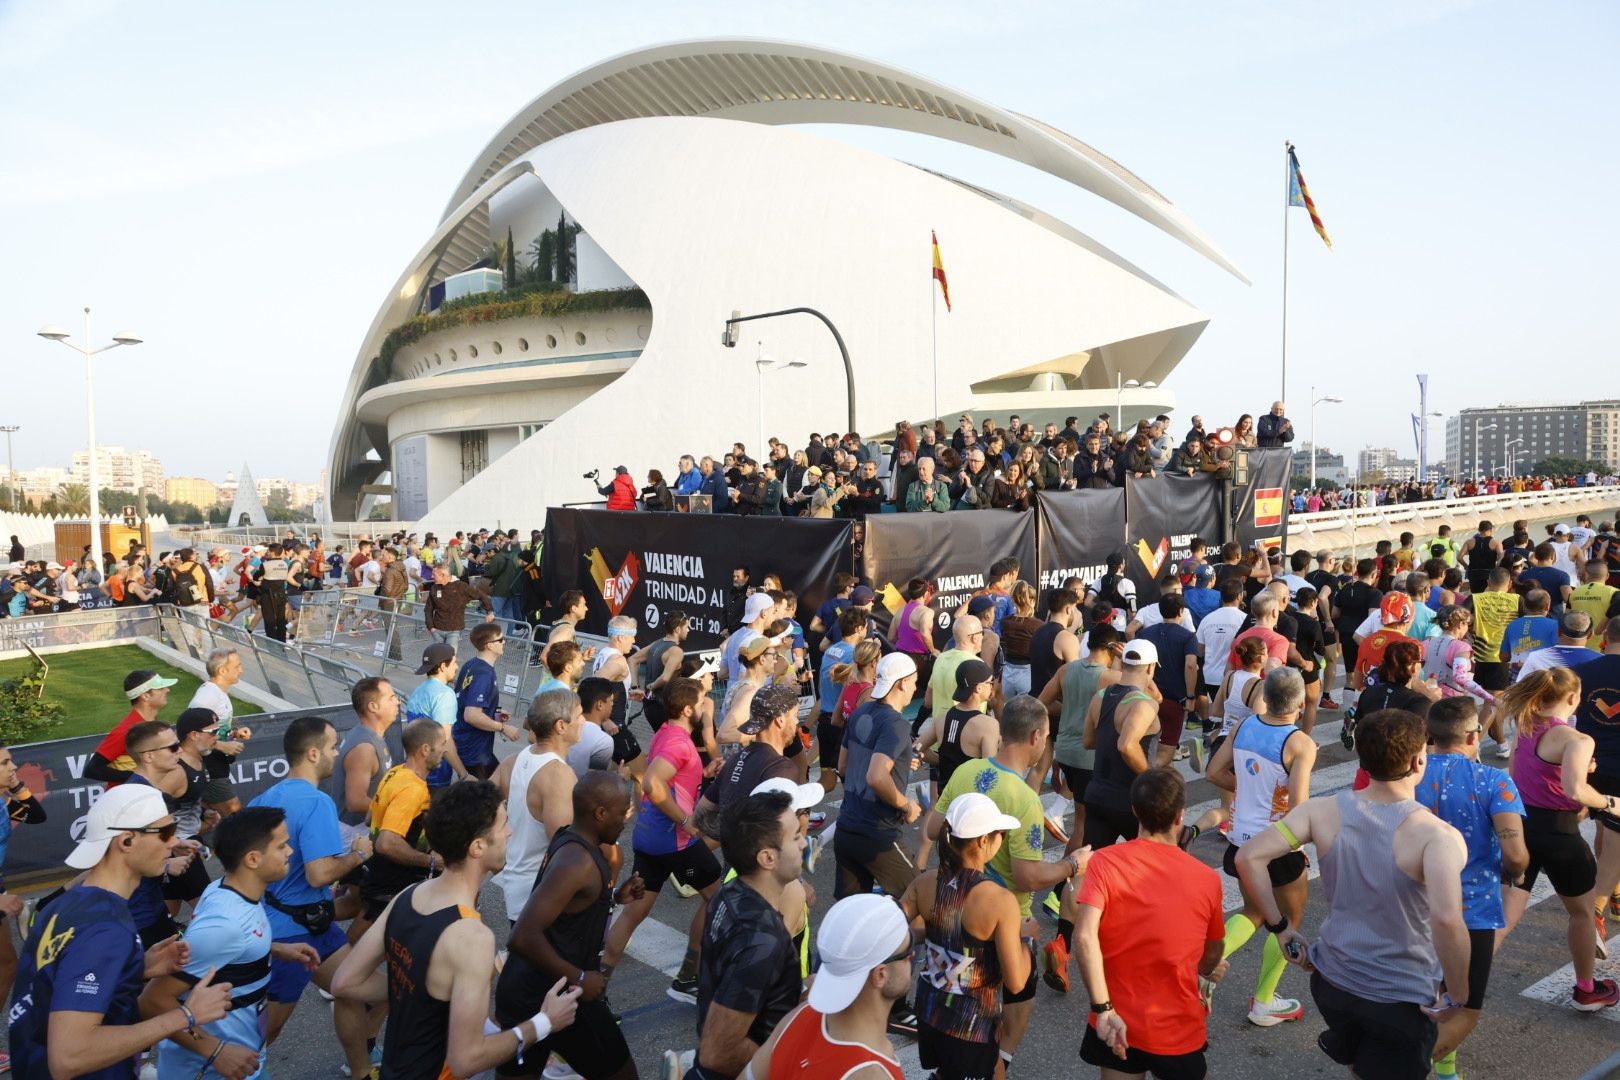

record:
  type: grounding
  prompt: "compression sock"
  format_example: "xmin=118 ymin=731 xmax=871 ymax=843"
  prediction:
xmin=1255 ymin=932 xmax=1287 ymax=1003
xmin=1056 ymin=918 xmax=1075 ymax=945
xmin=1577 ymin=977 xmax=1595 ymax=993
xmin=676 ymin=948 xmax=699 ymax=984
xmin=1434 ymin=1050 xmax=1459 ymax=1078
xmin=1223 ymin=913 xmax=1259 ymax=958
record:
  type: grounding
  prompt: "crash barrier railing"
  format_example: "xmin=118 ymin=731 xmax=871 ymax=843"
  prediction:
xmin=1291 ymin=483 xmax=1620 ymax=533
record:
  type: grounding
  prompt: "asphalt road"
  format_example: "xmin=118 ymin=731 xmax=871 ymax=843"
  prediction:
xmin=237 ymin=705 xmax=1620 ymax=1080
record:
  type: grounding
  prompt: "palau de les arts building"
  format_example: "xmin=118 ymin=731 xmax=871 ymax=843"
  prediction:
xmin=326 ymin=38 xmax=1247 ymax=526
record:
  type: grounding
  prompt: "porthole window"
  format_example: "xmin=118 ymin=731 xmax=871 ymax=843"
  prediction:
xmin=604 ymin=328 xmax=617 ymax=343
xmin=516 ymin=338 xmax=529 ymax=352
xmin=448 ymin=349 xmax=458 ymax=363
xmin=637 ymin=324 xmax=650 ymax=341
xmin=545 ymin=334 xmax=558 ymax=349
xmin=434 ymin=353 xmax=442 ymax=366
xmin=574 ymin=331 xmax=586 ymax=346
xmin=492 ymin=341 xmax=502 ymax=355
xmin=468 ymin=345 xmax=478 ymax=359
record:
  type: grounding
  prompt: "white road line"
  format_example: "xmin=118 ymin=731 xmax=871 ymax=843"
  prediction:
xmin=621 ymin=910 xmax=691 ymax=978
xmin=1519 ymin=939 xmax=1620 ymax=1019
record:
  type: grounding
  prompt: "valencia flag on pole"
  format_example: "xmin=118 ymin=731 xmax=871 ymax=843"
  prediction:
xmin=1287 ymin=145 xmax=1332 ymax=249
xmin=931 ymin=231 xmax=952 ymax=312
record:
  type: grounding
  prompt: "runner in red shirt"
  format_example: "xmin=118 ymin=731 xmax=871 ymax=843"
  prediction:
xmin=1075 ymin=767 xmax=1227 ymax=1077
xmin=1353 ymin=594 xmax=1416 ymax=689
xmin=84 ymin=670 xmax=178 ymax=785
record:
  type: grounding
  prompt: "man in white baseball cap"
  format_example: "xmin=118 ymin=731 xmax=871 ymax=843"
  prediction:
xmin=10 ymin=784 xmax=233 ymax=1078
xmin=1080 ymin=637 xmax=1163 ymax=852
xmin=745 ymin=893 xmax=913 ymax=1079
xmin=722 ymin=592 xmax=779 ymax=685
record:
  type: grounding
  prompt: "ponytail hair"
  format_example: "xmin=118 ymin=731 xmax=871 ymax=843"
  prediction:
xmin=937 ymin=819 xmax=967 ymax=876
xmin=1499 ymin=666 xmax=1580 ymax=739
xmin=831 ymin=639 xmax=883 ymax=686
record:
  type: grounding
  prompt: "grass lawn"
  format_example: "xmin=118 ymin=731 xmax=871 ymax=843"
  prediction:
xmin=0 ymin=643 xmax=262 ymax=743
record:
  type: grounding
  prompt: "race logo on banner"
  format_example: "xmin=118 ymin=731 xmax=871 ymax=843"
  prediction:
xmin=1123 ymin=473 xmax=1223 ymax=607
xmin=542 ymin=510 xmax=854 ymax=648
xmin=862 ymin=510 xmax=1037 ymax=641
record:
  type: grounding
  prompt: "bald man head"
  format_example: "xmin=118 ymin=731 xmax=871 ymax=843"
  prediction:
xmin=953 ymin=614 xmax=984 ymax=648
xmin=572 ymin=770 xmax=633 ymax=845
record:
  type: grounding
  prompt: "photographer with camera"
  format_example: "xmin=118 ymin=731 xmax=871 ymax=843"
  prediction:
xmin=589 ymin=465 xmax=638 ymax=511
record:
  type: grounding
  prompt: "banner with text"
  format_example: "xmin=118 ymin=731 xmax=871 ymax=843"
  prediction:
xmin=1123 ymin=473 xmax=1223 ymax=606
xmin=861 ymin=510 xmax=1037 ymax=646
xmin=541 ymin=509 xmax=853 ymax=649
xmin=7 ymin=711 xmax=318 ymax=883
xmin=1033 ymin=488 xmax=1129 ymax=602
xmin=1232 ymin=448 xmax=1293 ymax=554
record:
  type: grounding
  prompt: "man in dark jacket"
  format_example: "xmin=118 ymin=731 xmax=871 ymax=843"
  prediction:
xmin=1114 ymin=432 xmax=1156 ymax=484
xmin=1256 ymin=401 xmax=1294 ymax=448
xmin=889 ymin=447 xmax=919 ymax=510
xmin=1074 ymin=431 xmax=1115 ymax=489
xmin=696 ymin=456 xmax=732 ymax=512
xmin=734 ymin=459 xmax=768 ymax=516
xmin=1038 ymin=441 xmax=1076 ymax=491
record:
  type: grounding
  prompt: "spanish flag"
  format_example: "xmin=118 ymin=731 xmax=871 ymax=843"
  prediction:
xmin=931 ymin=230 xmax=952 ymax=312
xmin=1287 ymin=144 xmax=1332 ymax=249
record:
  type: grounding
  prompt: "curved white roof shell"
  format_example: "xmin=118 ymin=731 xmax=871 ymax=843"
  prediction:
xmin=328 ymin=40 xmax=1244 ymax=523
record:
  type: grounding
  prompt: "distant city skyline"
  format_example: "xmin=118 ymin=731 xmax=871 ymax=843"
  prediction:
xmin=2 ymin=2 xmax=1614 ymax=482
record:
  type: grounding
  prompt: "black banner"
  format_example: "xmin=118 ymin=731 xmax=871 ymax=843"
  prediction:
xmin=1033 ymin=488 xmax=1128 ymax=600
xmin=1231 ymin=448 xmax=1293 ymax=554
xmin=541 ymin=510 xmax=854 ymax=649
xmin=1123 ymin=473 xmax=1223 ymax=606
xmin=6 ymin=710 xmax=341 ymax=884
xmin=861 ymin=510 xmax=1038 ymax=645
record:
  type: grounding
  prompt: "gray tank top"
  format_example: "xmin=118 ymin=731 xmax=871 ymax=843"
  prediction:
xmin=1054 ymin=659 xmax=1107 ymax=770
xmin=641 ymin=639 xmax=678 ymax=687
xmin=1310 ymin=791 xmax=1441 ymax=1004
xmin=330 ymin=723 xmax=393 ymax=827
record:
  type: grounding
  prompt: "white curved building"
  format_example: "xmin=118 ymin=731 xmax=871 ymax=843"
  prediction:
xmin=327 ymin=39 xmax=1245 ymax=524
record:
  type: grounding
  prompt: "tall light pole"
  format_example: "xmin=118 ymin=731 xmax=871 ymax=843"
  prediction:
xmin=1472 ymin=421 xmax=1497 ymax=484
xmin=1503 ymin=437 xmax=1523 ymax=480
xmin=753 ymin=343 xmax=806 ymax=456
xmin=0 ymin=425 xmax=17 ymax=511
xmin=1115 ymin=373 xmax=1158 ymax=433
xmin=1309 ymin=386 xmax=1343 ymax=490
xmin=38 ymin=309 xmax=142 ymax=575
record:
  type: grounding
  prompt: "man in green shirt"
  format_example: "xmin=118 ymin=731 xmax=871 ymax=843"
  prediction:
xmin=924 ymin=695 xmax=1085 ymax=1071
xmin=925 ymin=614 xmax=984 ymax=722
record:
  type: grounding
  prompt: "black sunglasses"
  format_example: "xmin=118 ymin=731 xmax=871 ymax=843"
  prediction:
xmin=140 ymin=742 xmax=182 ymax=756
xmin=128 ymin=822 xmax=178 ymax=842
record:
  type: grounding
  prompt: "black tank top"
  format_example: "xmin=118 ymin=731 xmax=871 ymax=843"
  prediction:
xmin=382 ymin=883 xmax=479 ymax=1080
xmin=937 ymin=707 xmax=985 ymax=786
xmin=1086 ymin=684 xmax=1154 ymax=813
xmin=494 ymin=828 xmax=613 ymax=1023
xmin=1467 ymin=534 xmax=1498 ymax=572
xmin=1028 ymin=622 xmax=1066 ymax=700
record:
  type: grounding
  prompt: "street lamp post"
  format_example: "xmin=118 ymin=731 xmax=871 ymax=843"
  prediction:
xmin=1473 ymin=421 xmax=1497 ymax=484
xmin=0 ymin=425 xmax=17 ymax=512
xmin=1309 ymin=386 xmax=1343 ymax=490
xmin=1503 ymin=437 xmax=1523 ymax=480
xmin=38 ymin=308 xmax=142 ymax=576
xmin=1115 ymin=373 xmax=1158 ymax=433
xmin=753 ymin=344 xmax=806 ymax=455
xmin=723 ymin=308 xmax=854 ymax=435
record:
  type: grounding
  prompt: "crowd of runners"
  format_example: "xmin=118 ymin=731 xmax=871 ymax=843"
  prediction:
xmin=4 ymin=413 xmax=1620 ymax=1078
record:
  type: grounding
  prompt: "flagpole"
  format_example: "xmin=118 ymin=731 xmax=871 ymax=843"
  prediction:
xmin=1281 ymin=139 xmax=1291 ymax=404
xmin=931 ymin=256 xmax=939 ymax=426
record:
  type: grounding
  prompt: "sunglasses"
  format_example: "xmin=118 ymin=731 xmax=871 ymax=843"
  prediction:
xmin=128 ymin=822 xmax=179 ymax=842
xmin=883 ymin=927 xmax=923 ymax=965
xmin=141 ymin=742 xmax=182 ymax=756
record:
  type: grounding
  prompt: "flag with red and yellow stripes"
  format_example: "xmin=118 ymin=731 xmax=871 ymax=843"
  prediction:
xmin=1287 ymin=145 xmax=1332 ymax=249
xmin=931 ymin=230 xmax=952 ymax=311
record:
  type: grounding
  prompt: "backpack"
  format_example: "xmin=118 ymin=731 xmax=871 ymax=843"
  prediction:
xmin=1093 ymin=573 xmax=1128 ymax=608
xmin=167 ymin=563 xmax=202 ymax=606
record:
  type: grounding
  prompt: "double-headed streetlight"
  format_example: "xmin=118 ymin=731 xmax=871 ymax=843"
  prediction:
xmin=1473 ymin=421 xmax=1497 ymax=483
xmin=1309 ymin=386 xmax=1343 ymax=490
xmin=1115 ymin=374 xmax=1158 ymax=433
xmin=754 ymin=343 xmax=807 ymax=456
xmin=1503 ymin=436 xmax=1524 ymax=479
xmin=38 ymin=308 xmax=143 ymax=575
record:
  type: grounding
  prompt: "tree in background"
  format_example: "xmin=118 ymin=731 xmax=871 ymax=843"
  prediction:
xmin=505 ymin=226 xmax=518 ymax=287
xmin=1531 ymin=456 xmax=1607 ymax=477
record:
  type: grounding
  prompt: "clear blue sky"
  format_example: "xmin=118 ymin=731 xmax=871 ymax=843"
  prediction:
xmin=3 ymin=0 xmax=1614 ymax=482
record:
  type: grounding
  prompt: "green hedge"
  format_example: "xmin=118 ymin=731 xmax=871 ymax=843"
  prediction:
xmin=374 ymin=286 xmax=650 ymax=380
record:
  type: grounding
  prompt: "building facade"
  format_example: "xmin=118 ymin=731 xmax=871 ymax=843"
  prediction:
xmin=325 ymin=39 xmax=1246 ymax=525
xmin=70 ymin=446 xmax=163 ymax=496
xmin=1443 ymin=401 xmax=1618 ymax=479
xmin=165 ymin=476 xmax=219 ymax=507
xmin=1292 ymin=442 xmax=1347 ymax=485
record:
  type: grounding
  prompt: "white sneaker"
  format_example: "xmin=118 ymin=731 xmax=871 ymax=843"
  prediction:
xmin=1493 ymin=739 xmax=1514 ymax=760
xmin=1247 ymin=995 xmax=1304 ymax=1027
xmin=543 ymin=1061 xmax=583 ymax=1080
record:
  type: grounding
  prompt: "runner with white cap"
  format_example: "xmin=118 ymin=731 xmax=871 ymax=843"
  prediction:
xmin=8 ymin=785 xmax=233 ymax=1079
xmin=85 ymin=669 xmax=180 ymax=785
xmin=743 ymin=893 xmax=910 ymax=1080
xmin=901 ymin=792 xmax=1032 ymax=1080
xmin=833 ymin=653 xmax=923 ymax=900
xmin=1080 ymin=640 xmax=1163 ymax=850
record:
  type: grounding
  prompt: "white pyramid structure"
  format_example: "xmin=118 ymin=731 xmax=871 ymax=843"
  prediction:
xmin=228 ymin=463 xmax=269 ymax=527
